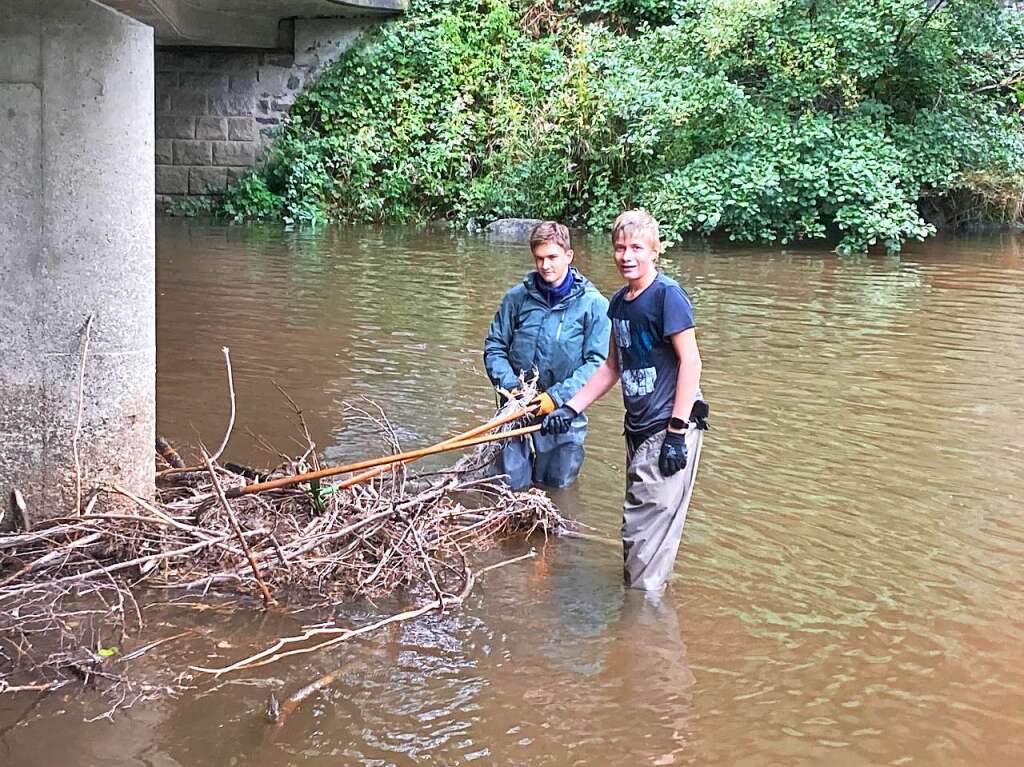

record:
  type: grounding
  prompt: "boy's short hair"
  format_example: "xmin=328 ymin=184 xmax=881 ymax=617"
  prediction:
xmin=611 ymin=209 xmax=662 ymax=253
xmin=530 ymin=221 xmax=572 ymax=252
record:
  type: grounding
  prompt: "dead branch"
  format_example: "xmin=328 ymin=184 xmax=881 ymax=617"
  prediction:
xmin=211 ymin=347 xmax=237 ymax=463
xmin=72 ymin=313 xmax=94 ymax=515
xmin=156 ymin=346 xmax=236 ymax=476
xmin=202 ymin=451 xmax=275 ymax=607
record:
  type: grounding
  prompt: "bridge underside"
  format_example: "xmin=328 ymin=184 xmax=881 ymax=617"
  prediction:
xmin=102 ymin=0 xmax=405 ymax=47
xmin=0 ymin=0 xmax=402 ymax=525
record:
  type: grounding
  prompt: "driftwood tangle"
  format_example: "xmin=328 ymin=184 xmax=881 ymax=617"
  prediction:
xmin=0 ymin=384 xmax=566 ymax=717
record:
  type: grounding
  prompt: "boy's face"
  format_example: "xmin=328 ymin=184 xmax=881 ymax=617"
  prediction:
xmin=613 ymin=231 xmax=658 ymax=283
xmin=532 ymin=241 xmax=574 ymax=286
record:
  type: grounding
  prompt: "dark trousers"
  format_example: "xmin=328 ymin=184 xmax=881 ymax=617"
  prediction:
xmin=495 ymin=413 xmax=588 ymax=490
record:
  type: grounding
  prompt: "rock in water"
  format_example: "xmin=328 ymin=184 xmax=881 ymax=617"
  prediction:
xmin=265 ymin=691 xmax=281 ymax=723
xmin=484 ymin=218 xmax=543 ymax=242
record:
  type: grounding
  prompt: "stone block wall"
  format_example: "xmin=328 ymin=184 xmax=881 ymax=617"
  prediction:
xmin=154 ymin=18 xmax=374 ymax=204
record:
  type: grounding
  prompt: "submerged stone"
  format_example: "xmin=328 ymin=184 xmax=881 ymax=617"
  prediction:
xmin=485 ymin=218 xmax=543 ymax=242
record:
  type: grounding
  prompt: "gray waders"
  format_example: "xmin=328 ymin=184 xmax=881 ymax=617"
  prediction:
xmin=622 ymin=426 xmax=704 ymax=591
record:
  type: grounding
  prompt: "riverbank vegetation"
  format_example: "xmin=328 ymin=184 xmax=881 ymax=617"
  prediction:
xmin=221 ymin=0 xmax=1024 ymax=252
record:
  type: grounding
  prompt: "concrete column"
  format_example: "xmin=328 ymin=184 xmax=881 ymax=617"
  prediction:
xmin=1 ymin=0 xmax=155 ymax=524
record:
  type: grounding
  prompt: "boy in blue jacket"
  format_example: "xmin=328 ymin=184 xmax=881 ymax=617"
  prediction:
xmin=484 ymin=222 xmax=610 ymax=490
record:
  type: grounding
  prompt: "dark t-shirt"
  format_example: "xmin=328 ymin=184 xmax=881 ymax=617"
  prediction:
xmin=607 ymin=272 xmax=696 ymax=434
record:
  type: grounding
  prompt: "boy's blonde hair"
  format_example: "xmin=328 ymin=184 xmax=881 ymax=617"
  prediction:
xmin=611 ymin=209 xmax=662 ymax=253
xmin=530 ymin=221 xmax=572 ymax=252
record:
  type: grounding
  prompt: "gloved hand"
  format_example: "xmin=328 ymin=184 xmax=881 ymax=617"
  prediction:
xmin=532 ymin=392 xmax=557 ymax=416
xmin=541 ymin=404 xmax=578 ymax=435
xmin=658 ymin=430 xmax=688 ymax=477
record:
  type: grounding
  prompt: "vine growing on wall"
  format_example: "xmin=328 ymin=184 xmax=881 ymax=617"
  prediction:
xmin=221 ymin=0 xmax=1024 ymax=252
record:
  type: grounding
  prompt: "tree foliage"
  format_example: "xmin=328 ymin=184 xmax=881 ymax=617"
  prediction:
xmin=223 ymin=0 xmax=1024 ymax=252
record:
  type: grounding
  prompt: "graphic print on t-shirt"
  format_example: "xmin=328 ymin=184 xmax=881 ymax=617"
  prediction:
xmin=613 ymin=318 xmax=658 ymax=398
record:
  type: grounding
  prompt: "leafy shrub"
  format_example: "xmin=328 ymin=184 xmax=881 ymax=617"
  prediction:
xmin=221 ymin=0 xmax=1024 ymax=252
xmin=220 ymin=174 xmax=283 ymax=222
xmin=165 ymin=196 xmax=214 ymax=217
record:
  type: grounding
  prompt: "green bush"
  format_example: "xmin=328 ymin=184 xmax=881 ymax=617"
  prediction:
xmin=222 ymin=0 xmax=1024 ymax=252
xmin=220 ymin=174 xmax=282 ymax=222
xmin=165 ymin=195 xmax=214 ymax=217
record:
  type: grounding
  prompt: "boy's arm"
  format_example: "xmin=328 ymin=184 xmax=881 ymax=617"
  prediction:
xmin=668 ymin=328 xmax=702 ymax=430
xmin=565 ymin=337 xmax=620 ymax=413
xmin=546 ymin=300 xmax=611 ymax=406
xmin=483 ymin=292 xmax=521 ymax=391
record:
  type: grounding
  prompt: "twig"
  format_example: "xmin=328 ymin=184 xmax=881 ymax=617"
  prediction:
xmin=156 ymin=347 xmax=236 ymax=476
xmin=408 ymin=522 xmax=445 ymax=605
xmin=211 ymin=347 xmax=236 ymax=463
xmin=0 ymin=530 xmax=243 ymax=597
xmin=202 ymin=451 xmax=275 ymax=608
xmin=558 ymin=529 xmax=620 ymax=548
xmin=894 ymin=0 xmax=948 ymax=59
xmin=107 ymin=484 xmax=217 ymax=539
xmin=72 ymin=314 xmax=94 ymax=515
xmin=10 ymin=489 xmax=30 ymax=532
xmin=0 ymin=532 xmax=104 ymax=588
xmin=268 ymin=666 xmax=345 ymax=728
xmin=191 ymin=550 xmax=536 ymax=676
xmin=273 ymin=381 xmax=320 ymax=472
xmin=0 ymin=680 xmax=69 ymax=694
xmin=119 ymin=630 xmax=196 ymax=662
xmin=974 ymin=66 xmax=1024 ymax=94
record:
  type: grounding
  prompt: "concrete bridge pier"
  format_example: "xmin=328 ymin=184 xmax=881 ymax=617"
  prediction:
xmin=1 ymin=0 xmax=155 ymax=523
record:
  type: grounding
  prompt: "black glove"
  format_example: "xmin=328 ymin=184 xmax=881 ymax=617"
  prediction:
xmin=690 ymin=399 xmax=710 ymax=430
xmin=658 ymin=430 xmax=688 ymax=477
xmin=541 ymin=404 xmax=578 ymax=435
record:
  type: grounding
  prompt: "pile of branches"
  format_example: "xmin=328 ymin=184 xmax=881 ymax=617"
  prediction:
xmin=0 ymin=383 xmax=565 ymax=711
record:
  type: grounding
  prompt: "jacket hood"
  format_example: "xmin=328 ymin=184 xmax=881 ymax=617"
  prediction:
xmin=521 ymin=266 xmax=596 ymax=306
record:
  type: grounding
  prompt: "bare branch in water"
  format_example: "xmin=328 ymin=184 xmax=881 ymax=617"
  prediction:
xmin=72 ymin=314 xmax=95 ymax=516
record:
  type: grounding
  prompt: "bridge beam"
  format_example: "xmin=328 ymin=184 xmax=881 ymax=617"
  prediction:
xmin=100 ymin=0 xmax=405 ymax=48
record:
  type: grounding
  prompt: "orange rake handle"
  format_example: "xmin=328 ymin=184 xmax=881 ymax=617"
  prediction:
xmin=332 ymin=403 xmax=539 ymax=491
xmin=225 ymin=420 xmax=541 ymax=498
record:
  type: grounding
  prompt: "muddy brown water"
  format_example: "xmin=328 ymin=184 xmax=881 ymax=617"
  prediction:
xmin=2 ymin=220 xmax=1023 ymax=765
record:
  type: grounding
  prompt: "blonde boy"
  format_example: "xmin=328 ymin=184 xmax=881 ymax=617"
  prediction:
xmin=541 ymin=210 xmax=707 ymax=591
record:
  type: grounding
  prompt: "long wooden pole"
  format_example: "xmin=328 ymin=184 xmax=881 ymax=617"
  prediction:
xmin=226 ymin=422 xmax=542 ymax=498
xmin=331 ymin=404 xmax=538 ymax=491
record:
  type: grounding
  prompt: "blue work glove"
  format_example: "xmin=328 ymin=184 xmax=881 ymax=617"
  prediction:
xmin=658 ymin=431 xmax=688 ymax=477
xmin=540 ymin=404 xmax=578 ymax=435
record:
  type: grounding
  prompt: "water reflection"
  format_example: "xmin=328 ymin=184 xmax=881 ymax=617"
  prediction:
xmin=2 ymin=222 xmax=1023 ymax=765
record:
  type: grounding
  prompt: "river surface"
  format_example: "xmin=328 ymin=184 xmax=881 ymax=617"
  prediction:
xmin=2 ymin=219 xmax=1023 ymax=765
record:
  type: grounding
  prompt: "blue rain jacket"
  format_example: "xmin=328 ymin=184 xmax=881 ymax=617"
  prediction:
xmin=483 ymin=268 xmax=610 ymax=489
xmin=484 ymin=267 xmax=610 ymax=408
